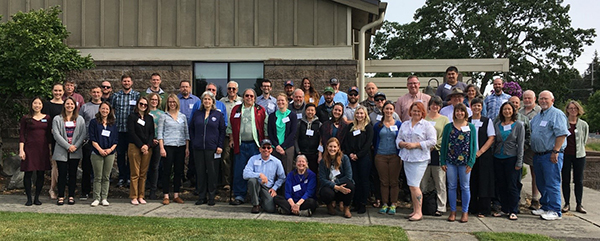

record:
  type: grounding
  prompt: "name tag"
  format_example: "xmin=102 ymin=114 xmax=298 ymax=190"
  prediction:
xmin=178 ymin=118 xmax=184 ymax=124
xmin=317 ymin=145 xmax=323 ymax=152
xmin=129 ymin=100 xmax=137 ymax=106
xmin=460 ymin=126 xmax=470 ymax=132
xmin=101 ymin=130 xmax=111 ymax=137
xmin=268 ymin=103 xmax=275 ymax=110
xmin=444 ymin=84 xmax=452 ymax=90
xmin=306 ymin=129 xmax=314 ymax=136
xmin=475 ymin=122 xmax=483 ymax=128
xmin=540 ymin=121 xmax=547 ymax=127
xmin=331 ymin=169 xmax=341 ymax=177
xmin=137 ymin=118 xmax=145 ymax=126
xmin=297 ymin=113 xmax=303 ymax=119
xmin=503 ymin=124 xmax=512 ymax=131
xmin=254 ymin=160 xmax=262 ymax=166
xmin=41 ymin=119 xmax=47 ymax=123
xmin=234 ymin=113 xmax=241 ymax=118
xmin=309 ymin=98 xmax=314 ymax=103
xmin=282 ymin=117 xmax=290 ymax=123
xmin=214 ymin=153 xmax=222 ymax=159
xmin=429 ymin=121 xmax=436 ymax=126
xmin=575 ymin=129 xmax=578 ymax=133
xmin=189 ymin=104 xmax=194 ymax=109
xmin=76 ymin=102 xmax=79 ymax=107
xmin=376 ymin=115 xmax=382 ymax=121
xmin=235 ymin=101 xmax=242 ymax=105
xmin=293 ymin=184 xmax=302 ymax=192
xmin=65 ymin=121 xmax=75 ymax=127
xmin=390 ymin=125 xmax=398 ymax=131
xmin=353 ymin=130 xmax=361 ymax=136
xmin=211 ymin=117 xmax=217 ymax=122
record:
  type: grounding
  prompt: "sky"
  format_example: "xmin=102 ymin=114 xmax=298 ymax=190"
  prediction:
xmin=384 ymin=0 xmax=599 ymax=75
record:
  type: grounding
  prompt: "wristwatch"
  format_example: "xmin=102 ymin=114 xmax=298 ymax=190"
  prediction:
xmin=551 ymin=150 xmax=559 ymax=154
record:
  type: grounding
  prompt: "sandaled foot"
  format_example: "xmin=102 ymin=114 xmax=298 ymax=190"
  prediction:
xmin=509 ymin=213 xmax=518 ymax=220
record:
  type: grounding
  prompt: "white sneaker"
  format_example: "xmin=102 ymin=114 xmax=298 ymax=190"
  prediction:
xmin=541 ymin=211 xmax=562 ymax=220
xmin=90 ymin=200 xmax=100 ymax=207
xmin=101 ymin=200 xmax=110 ymax=206
xmin=531 ymin=209 xmax=546 ymax=216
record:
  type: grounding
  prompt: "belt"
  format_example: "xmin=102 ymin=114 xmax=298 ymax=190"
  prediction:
xmin=535 ymin=150 xmax=563 ymax=156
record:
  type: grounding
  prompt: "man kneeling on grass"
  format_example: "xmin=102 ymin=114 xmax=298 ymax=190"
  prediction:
xmin=243 ymin=139 xmax=286 ymax=213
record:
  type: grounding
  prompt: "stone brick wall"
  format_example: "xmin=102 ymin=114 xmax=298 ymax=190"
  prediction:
xmin=584 ymin=151 xmax=600 ymax=190
xmin=265 ymin=60 xmax=357 ymax=95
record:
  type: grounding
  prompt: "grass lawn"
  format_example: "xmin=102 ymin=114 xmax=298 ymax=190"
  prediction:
xmin=0 ymin=211 xmax=407 ymax=240
xmin=586 ymin=141 xmax=600 ymax=151
xmin=474 ymin=232 xmax=557 ymax=241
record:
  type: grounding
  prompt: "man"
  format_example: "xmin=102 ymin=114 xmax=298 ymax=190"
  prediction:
xmin=342 ymin=86 xmax=361 ymax=124
xmin=519 ymin=90 xmax=542 ymax=209
xmin=100 ymin=81 xmax=113 ymax=102
xmin=62 ymin=80 xmax=85 ymax=109
xmin=219 ymin=81 xmax=243 ymax=189
xmin=142 ymin=73 xmax=166 ymax=110
xmin=439 ymin=88 xmax=473 ymax=121
xmin=79 ymin=86 xmax=103 ymax=200
xmin=360 ymin=82 xmax=378 ymax=114
xmin=290 ymin=89 xmax=306 ymax=119
xmin=318 ymin=78 xmax=348 ymax=106
xmin=243 ymin=139 xmax=286 ymax=213
xmin=530 ymin=90 xmax=570 ymax=221
xmin=395 ymin=75 xmax=431 ymax=121
xmin=177 ymin=80 xmax=200 ymax=120
xmin=284 ymin=80 xmax=295 ymax=103
xmin=227 ymin=88 xmax=268 ymax=205
xmin=256 ymin=79 xmax=277 ymax=115
xmin=436 ymin=66 xmax=468 ymax=106
xmin=369 ymin=92 xmax=400 ymax=125
xmin=316 ymin=87 xmax=336 ymax=122
xmin=507 ymin=96 xmax=531 ymax=147
xmin=484 ymin=77 xmax=511 ymax=120
xmin=111 ymin=74 xmax=141 ymax=187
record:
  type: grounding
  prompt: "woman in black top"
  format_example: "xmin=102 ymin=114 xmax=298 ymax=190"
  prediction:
xmin=320 ymin=103 xmax=347 ymax=152
xmin=295 ymin=103 xmax=322 ymax=174
xmin=41 ymin=83 xmax=65 ymax=200
xmin=127 ymin=96 xmax=155 ymax=205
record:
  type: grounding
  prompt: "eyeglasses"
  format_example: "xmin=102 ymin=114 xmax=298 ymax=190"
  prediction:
xmin=101 ymin=86 xmax=111 ymax=89
xmin=261 ymin=146 xmax=272 ymax=150
xmin=375 ymin=98 xmax=386 ymax=102
xmin=150 ymin=99 xmax=159 ymax=101
xmin=567 ymin=107 xmax=578 ymax=110
xmin=245 ymin=94 xmax=255 ymax=98
xmin=261 ymin=85 xmax=271 ymax=88
xmin=348 ymin=93 xmax=358 ymax=97
xmin=207 ymin=88 xmax=216 ymax=91
xmin=407 ymin=82 xmax=419 ymax=85
xmin=228 ymin=87 xmax=236 ymax=90
xmin=139 ymin=103 xmax=148 ymax=107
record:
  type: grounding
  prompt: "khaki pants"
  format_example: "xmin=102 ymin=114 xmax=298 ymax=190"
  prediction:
xmin=128 ymin=143 xmax=152 ymax=199
xmin=374 ymin=154 xmax=402 ymax=205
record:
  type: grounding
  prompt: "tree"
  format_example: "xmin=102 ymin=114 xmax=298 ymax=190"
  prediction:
xmin=371 ymin=0 xmax=596 ymax=92
xmin=582 ymin=50 xmax=599 ymax=92
xmin=0 ymin=7 xmax=94 ymax=123
xmin=584 ymin=91 xmax=600 ymax=132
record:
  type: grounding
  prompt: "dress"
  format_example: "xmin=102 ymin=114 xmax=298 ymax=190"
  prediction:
xmin=19 ymin=115 xmax=52 ymax=171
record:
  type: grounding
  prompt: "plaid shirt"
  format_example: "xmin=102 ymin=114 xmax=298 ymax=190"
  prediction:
xmin=484 ymin=92 xmax=511 ymax=120
xmin=111 ymin=89 xmax=141 ymax=132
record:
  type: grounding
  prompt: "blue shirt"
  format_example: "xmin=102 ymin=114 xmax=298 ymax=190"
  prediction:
xmin=484 ymin=92 xmax=511 ymax=120
xmin=157 ymin=111 xmax=190 ymax=147
xmin=285 ymin=169 xmax=317 ymax=202
xmin=191 ymin=100 xmax=228 ymax=126
xmin=530 ymin=106 xmax=570 ymax=153
xmin=256 ymin=95 xmax=277 ymax=115
xmin=318 ymin=91 xmax=349 ymax=106
xmin=111 ymin=90 xmax=140 ymax=132
xmin=177 ymin=93 xmax=200 ymax=120
xmin=377 ymin=125 xmax=399 ymax=155
xmin=88 ymin=118 xmax=119 ymax=155
xmin=243 ymin=154 xmax=286 ymax=190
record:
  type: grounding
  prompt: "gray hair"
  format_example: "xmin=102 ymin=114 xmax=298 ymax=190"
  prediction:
xmin=293 ymin=89 xmax=304 ymax=96
xmin=296 ymin=155 xmax=308 ymax=163
xmin=540 ymin=90 xmax=554 ymax=100
xmin=227 ymin=81 xmax=239 ymax=89
xmin=523 ymin=90 xmax=536 ymax=98
xmin=200 ymin=91 xmax=216 ymax=110
xmin=243 ymin=88 xmax=257 ymax=97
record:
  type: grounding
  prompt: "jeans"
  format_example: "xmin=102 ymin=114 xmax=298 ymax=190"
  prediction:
xmin=494 ymin=156 xmax=522 ymax=214
xmin=562 ymin=154 xmax=585 ymax=205
xmin=233 ymin=141 xmax=259 ymax=200
xmin=162 ymin=146 xmax=186 ymax=194
xmin=351 ymin=154 xmax=372 ymax=205
xmin=446 ymin=163 xmax=471 ymax=212
xmin=91 ymin=153 xmax=115 ymax=201
xmin=194 ymin=149 xmax=219 ymax=201
xmin=534 ymin=153 xmax=563 ymax=214
xmin=57 ymin=159 xmax=80 ymax=198
xmin=117 ymin=132 xmax=130 ymax=181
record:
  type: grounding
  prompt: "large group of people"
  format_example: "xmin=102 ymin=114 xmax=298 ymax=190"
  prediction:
xmin=17 ymin=67 xmax=588 ymax=222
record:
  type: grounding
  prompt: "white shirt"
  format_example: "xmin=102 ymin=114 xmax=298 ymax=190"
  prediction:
xmin=396 ymin=119 xmax=437 ymax=163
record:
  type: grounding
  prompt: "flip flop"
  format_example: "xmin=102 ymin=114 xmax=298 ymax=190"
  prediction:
xmin=509 ymin=213 xmax=518 ymax=220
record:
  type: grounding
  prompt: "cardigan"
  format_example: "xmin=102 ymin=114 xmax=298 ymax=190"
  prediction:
xmin=127 ymin=112 xmax=155 ymax=148
xmin=267 ymin=109 xmax=298 ymax=149
xmin=493 ymin=120 xmax=526 ymax=168
xmin=372 ymin=120 xmax=403 ymax=154
xmin=342 ymin=122 xmax=374 ymax=159
xmin=190 ymin=109 xmax=226 ymax=150
xmin=284 ymin=169 xmax=317 ymax=202
xmin=52 ymin=115 xmax=87 ymax=162
xmin=88 ymin=118 xmax=119 ymax=155
xmin=440 ymin=122 xmax=477 ymax=168
xmin=572 ymin=118 xmax=589 ymax=158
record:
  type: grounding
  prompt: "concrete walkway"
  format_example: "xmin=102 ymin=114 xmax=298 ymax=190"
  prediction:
xmin=1 ymin=164 xmax=599 ymax=241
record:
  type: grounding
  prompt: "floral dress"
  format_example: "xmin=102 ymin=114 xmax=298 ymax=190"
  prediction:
xmin=447 ymin=125 xmax=471 ymax=166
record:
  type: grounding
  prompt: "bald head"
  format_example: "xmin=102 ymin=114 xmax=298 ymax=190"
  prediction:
xmin=509 ymin=96 xmax=520 ymax=110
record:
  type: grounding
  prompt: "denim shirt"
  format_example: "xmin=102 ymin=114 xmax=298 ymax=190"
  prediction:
xmin=530 ymin=106 xmax=570 ymax=153
xmin=484 ymin=92 xmax=511 ymax=120
xmin=243 ymin=154 xmax=286 ymax=190
xmin=157 ymin=111 xmax=189 ymax=147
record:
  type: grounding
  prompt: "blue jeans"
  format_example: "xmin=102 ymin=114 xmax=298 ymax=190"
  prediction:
xmin=534 ymin=153 xmax=563 ymax=215
xmin=117 ymin=132 xmax=130 ymax=181
xmin=446 ymin=163 xmax=471 ymax=212
xmin=494 ymin=156 xmax=522 ymax=214
xmin=233 ymin=141 xmax=259 ymax=200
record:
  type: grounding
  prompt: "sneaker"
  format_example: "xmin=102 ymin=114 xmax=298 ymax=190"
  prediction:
xmin=387 ymin=205 xmax=396 ymax=215
xmin=531 ymin=209 xmax=546 ymax=216
xmin=378 ymin=205 xmax=389 ymax=214
xmin=117 ymin=179 xmax=125 ymax=188
xmin=91 ymin=200 xmax=100 ymax=207
xmin=299 ymin=209 xmax=312 ymax=217
xmin=101 ymin=200 xmax=110 ymax=206
xmin=80 ymin=194 xmax=89 ymax=201
xmin=541 ymin=211 xmax=562 ymax=220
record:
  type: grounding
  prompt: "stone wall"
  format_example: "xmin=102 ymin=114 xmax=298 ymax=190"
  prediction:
xmin=265 ymin=60 xmax=357 ymax=95
xmin=584 ymin=151 xmax=600 ymax=190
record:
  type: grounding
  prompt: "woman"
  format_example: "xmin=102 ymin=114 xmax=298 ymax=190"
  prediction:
xmin=51 ymin=97 xmax=86 ymax=205
xmin=267 ymin=93 xmax=298 ymax=173
xmin=342 ymin=106 xmax=373 ymax=214
xmin=373 ymin=101 xmax=402 ymax=215
xmin=397 ymin=102 xmax=437 ymax=221
xmin=562 ymin=101 xmax=589 ymax=214
xmin=440 ymin=103 xmax=476 ymax=223
xmin=127 ymin=96 xmax=155 ymax=205
xmin=158 ymin=94 xmax=189 ymax=205
xmin=319 ymin=138 xmax=354 ymax=218
xmin=190 ymin=91 xmax=225 ymax=206
xmin=295 ymin=103 xmax=322 ymax=174
xmin=42 ymin=83 xmax=64 ymax=200
xmin=274 ymin=155 xmax=318 ymax=217
xmin=19 ymin=97 xmax=52 ymax=206
xmin=88 ymin=101 xmax=118 ymax=207
xmin=147 ymin=93 xmax=164 ymax=200
xmin=493 ymin=102 xmax=525 ymax=220
xmin=468 ymin=97 xmax=496 ymax=217
xmin=463 ymin=84 xmax=487 ymax=117
xmin=320 ymin=103 xmax=347 ymax=154
xmin=302 ymin=77 xmax=320 ymax=106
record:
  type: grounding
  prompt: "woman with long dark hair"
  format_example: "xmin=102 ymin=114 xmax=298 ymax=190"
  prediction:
xmin=42 ymin=83 xmax=65 ymax=200
xmin=295 ymin=103 xmax=322 ymax=174
xmin=319 ymin=137 xmax=354 ymax=218
xmin=320 ymin=103 xmax=347 ymax=152
xmin=128 ymin=96 xmax=155 ymax=205
xmin=302 ymin=77 xmax=320 ymax=106
xmin=88 ymin=101 xmax=118 ymax=206
xmin=373 ymin=101 xmax=402 ymax=215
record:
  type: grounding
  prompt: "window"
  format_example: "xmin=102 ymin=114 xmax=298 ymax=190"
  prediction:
xmin=193 ymin=62 xmax=264 ymax=100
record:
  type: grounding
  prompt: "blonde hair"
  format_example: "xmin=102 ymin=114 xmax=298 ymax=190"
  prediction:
xmin=351 ymin=106 xmax=370 ymax=131
xmin=565 ymin=100 xmax=585 ymax=116
xmin=165 ymin=94 xmax=180 ymax=112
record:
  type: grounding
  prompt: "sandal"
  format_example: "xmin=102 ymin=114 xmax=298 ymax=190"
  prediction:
xmin=477 ymin=214 xmax=486 ymax=218
xmin=434 ymin=211 xmax=443 ymax=216
xmin=67 ymin=197 xmax=75 ymax=205
xmin=56 ymin=197 xmax=64 ymax=206
xmin=509 ymin=213 xmax=518 ymax=220
xmin=492 ymin=212 xmax=503 ymax=217
xmin=372 ymin=199 xmax=381 ymax=208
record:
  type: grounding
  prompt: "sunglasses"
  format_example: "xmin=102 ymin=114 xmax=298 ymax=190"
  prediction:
xmin=245 ymin=94 xmax=255 ymax=98
xmin=375 ymin=98 xmax=386 ymax=102
xmin=228 ymin=87 xmax=236 ymax=90
xmin=139 ymin=103 xmax=148 ymax=107
xmin=207 ymin=88 xmax=216 ymax=91
xmin=101 ymin=86 xmax=111 ymax=89
xmin=348 ymin=93 xmax=358 ymax=97
xmin=261 ymin=146 xmax=272 ymax=150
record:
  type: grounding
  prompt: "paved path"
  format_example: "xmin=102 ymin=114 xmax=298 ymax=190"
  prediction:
xmin=1 ymin=164 xmax=599 ymax=241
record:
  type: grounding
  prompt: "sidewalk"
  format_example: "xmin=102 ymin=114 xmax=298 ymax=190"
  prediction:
xmin=1 ymin=164 xmax=599 ymax=241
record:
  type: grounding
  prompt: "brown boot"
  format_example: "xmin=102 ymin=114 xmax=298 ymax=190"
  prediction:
xmin=327 ymin=202 xmax=336 ymax=215
xmin=344 ymin=206 xmax=352 ymax=218
xmin=460 ymin=212 xmax=469 ymax=223
xmin=338 ymin=202 xmax=344 ymax=212
xmin=447 ymin=211 xmax=456 ymax=222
